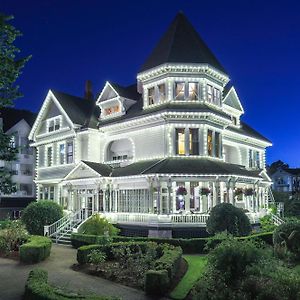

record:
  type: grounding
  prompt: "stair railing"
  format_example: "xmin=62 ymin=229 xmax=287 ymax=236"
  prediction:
xmin=270 ymin=212 xmax=285 ymax=226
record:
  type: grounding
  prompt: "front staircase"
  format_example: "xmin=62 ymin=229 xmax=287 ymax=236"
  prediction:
xmin=44 ymin=208 xmax=88 ymax=244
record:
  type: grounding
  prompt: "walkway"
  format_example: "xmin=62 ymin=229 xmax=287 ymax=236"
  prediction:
xmin=0 ymin=244 xmax=163 ymax=300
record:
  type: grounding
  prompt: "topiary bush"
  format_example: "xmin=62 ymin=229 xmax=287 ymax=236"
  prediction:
xmin=273 ymin=220 xmax=300 ymax=260
xmin=20 ymin=236 xmax=52 ymax=263
xmin=22 ymin=200 xmax=63 ymax=235
xmin=78 ymin=214 xmax=119 ymax=236
xmin=206 ymin=203 xmax=252 ymax=236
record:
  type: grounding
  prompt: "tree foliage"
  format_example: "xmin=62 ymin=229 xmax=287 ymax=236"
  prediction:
xmin=22 ymin=200 xmax=63 ymax=235
xmin=0 ymin=13 xmax=31 ymax=195
xmin=206 ymin=203 xmax=252 ymax=236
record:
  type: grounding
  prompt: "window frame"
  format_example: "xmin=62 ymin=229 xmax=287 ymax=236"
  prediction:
xmin=189 ymin=128 xmax=199 ymax=155
xmin=175 ymin=128 xmax=185 ymax=155
xmin=66 ymin=141 xmax=74 ymax=164
xmin=46 ymin=146 xmax=53 ymax=167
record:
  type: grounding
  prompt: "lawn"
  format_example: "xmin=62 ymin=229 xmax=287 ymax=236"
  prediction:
xmin=170 ymin=255 xmax=207 ymax=300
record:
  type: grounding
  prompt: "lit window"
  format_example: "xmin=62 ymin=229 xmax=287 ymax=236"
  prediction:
xmin=207 ymin=130 xmax=213 ymax=156
xmin=215 ymin=132 xmax=220 ymax=158
xmin=207 ymin=85 xmax=213 ymax=102
xmin=189 ymin=128 xmax=199 ymax=155
xmin=148 ymin=87 xmax=155 ymax=105
xmin=59 ymin=144 xmax=65 ymax=164
xmin=66 ymin=141 xmax=73 ymax=164
xmin=175 ymin=82 xmax=185 ymax=100
xmin=176 ymin=128 xmax=185 ymax=155
xmin=47 ymin=147 xmax=52 ymax=167
xmin=188 ymin=83 xmax=198 ymax=100
xmin=104 ymin=105 xmax=120 ymax=116
xmin=158 ymin=84 xmax=166 ymax=102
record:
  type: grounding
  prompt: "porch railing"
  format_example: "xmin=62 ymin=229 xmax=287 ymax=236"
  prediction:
xmin=44 ymin=208 xmax=86 ymax=242
xmin=270 ymin=213 xmax=285 ymax=226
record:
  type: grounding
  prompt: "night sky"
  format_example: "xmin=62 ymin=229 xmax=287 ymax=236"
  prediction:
xmin=2 ymin=0 xmax=300 ymax=166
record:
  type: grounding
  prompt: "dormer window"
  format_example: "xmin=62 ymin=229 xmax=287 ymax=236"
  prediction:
xmin=105 ymin=105 xmax=120 ymax=116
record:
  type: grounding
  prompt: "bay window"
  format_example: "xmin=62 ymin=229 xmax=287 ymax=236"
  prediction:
xmin=188 ymin=83 xmax=198 ymax=100
xmin=158 ymin=84 xmax=166 ymax=102
xmin=189 ymin=128 xmax=199 ymax=155
xmin=175 ymin=128 xmax=185 ymax=155
xmin=175 ymin=82 xmax=185 ymax=100
xmin=207 ymin=85 xmax=213 ymax=102
xmin=207 ymin=84 xmax=221 ymax=105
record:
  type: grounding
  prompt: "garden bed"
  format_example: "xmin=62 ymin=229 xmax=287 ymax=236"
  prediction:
xmin=76 ymin=241 xmax=183 ymax=295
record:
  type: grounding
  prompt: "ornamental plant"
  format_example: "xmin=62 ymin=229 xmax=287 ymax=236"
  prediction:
xmin=200 ymin=188 xmax=210 ymax=196
xmin=206 ymin=203 xmax=252 ymax=236
xmin=22 ymin=200 xmax=63 ymax=235
xmin=244 ymin=188 xmax=254 ymax=196
xmin=234 ymin=188 xmax=243 ymax=196
xmin=176 ymin=186 xmax=187 ymax=196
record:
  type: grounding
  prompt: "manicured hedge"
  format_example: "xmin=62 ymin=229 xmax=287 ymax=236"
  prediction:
xmin=145 ymin=245 xmax=183 ymax=295
xmin=71 ymin=231 xmax=273 ymax=254
xmin=24 ymin=268 xmax=119 ymax=299
xmin=20 ymin=236 xmax=52 ymax=264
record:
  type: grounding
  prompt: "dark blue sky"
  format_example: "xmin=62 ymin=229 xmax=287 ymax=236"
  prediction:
xmin=2 ymin=0 xmax=300 ymax=166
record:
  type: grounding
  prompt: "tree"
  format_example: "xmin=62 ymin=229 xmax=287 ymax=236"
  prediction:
xmin=0 ymin=13 xmax=31 ymax=195
xmin=206 ymin=203 xmax=252 ymax=236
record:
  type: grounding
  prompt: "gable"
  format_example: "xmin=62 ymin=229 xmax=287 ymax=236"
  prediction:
xmin=65 ymin=164 xmax=100 ymax=180
xmin=97 ymin=82 xmax=119 ymax=103
xmin=223 ymin=87 xmax=244 ymax=113
xmin=29 ymin=90 xmax=74 ymax=140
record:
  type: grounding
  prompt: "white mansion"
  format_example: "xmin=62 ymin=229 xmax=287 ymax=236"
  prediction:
xmin=29 ymin=13 xmax=272 ymax=237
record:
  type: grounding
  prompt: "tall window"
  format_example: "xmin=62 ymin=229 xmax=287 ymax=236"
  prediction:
xmin=189 ymin=129 xmax=199 ymax=155
xmin=66 ymin=141 xmax=73 ymax=164
xmin=207 ymin=85 xmax=213 ymax=102
xmin=59 ymin=144 xmax=65 ymax=164
xmin=255 ymin=151 xmax=260 ymax=168
xmin=213 ymin=88 xmax=221 ymax=105
xmin=215 ymin=132 xmax=220 ymax=158
xmin=158 ymin=84 xmax=166 ymax=102
xmin=148 ymin=87 xmax=155 ymax=105
xmin=249 ymin=149 xmax=253 ymax=168
xmin=188 ymin=83 xmax=198 ymax=100
xmin=176 ymin=128 xmax=185 ymax=155
xmin=175 ymin=82 xmax=185 ymax=100
xmin=207 ymin=130 xmax=213 ymax=156
xmin=47 ymin=147 xmax=52 ymax=167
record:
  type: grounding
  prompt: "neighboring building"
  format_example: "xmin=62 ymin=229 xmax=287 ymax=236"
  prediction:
xmin=271 ymin=167 xmax=300 ymax=193
xmin=0 ymin=107 xmax=36 ymax=219
xmin=29 ymin=13 xmax=272 ymax=237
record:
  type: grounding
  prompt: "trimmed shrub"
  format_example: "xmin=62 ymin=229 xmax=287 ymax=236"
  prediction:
xmin=24 ymin=268 xmax=119 ymax=299
xmin=71 ymin=231 xmax=273 ymax=253
xmin=273 ymin=220 xmax=300 ymax=260
xmin=0 ymin=219 xmax=12 ymax=230
xmin=206 ymin=203 xmax=252 ymax=236
xmin=144 ymin=270 xmax=169 ymax=295
xmin=22 ymin=200 xmax=63 ymax=235
xmin=20 ymin=236 xmax=52 ymax=263
xmin=78 ymin=214 xmax=119 ymax=236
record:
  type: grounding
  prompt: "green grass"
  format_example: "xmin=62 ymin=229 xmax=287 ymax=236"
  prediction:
xmin=170 ymin=255 xmax=207 ymax=300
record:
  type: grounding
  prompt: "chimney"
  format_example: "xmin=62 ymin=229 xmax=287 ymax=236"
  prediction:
xmin=84 ymin=80 xmax=93 ymax=100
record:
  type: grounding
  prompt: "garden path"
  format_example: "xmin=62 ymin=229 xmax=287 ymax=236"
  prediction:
xmin=0 ymin=244 xmax=167 ymax=300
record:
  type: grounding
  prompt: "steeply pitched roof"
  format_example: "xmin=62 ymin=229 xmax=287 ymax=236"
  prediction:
xmin=83 ymin=158 xmax=262 ymax=178
xmin=140 ymin=12 xmax=226 ymax=73
xmin=109 ymin=83 xmax=140 ymax=100
xmin=0 ymin=107 xmax=37 ymax=132
xmin=51 ymin=90 xmax=100 ymax=129
xmin=227 ymin=121 xmax=272 ymax=144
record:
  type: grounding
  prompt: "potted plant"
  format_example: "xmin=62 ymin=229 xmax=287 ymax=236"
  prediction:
xmin=176 ymin=186 xmax=187 ymax=196
xmin=200 ymin=187 xmax=210 ymax=196
xmin=234 ymin=188 xmax=243 ymax=196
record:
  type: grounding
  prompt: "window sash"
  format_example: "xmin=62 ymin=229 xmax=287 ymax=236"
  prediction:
xmin=66 ymin=142 xmax=73 ymax=164
xmin=215 ymin=132 xmax=220 ymax=158
xmin=59 ymin=144 xmax=65 ymax=164
xmin=47 ymin=147 xmax=52 ymax=166
xmin=175 ymin=82 xmax=185 ymax=100
xmin=189 ymin=128 xmax=199 ymax=155
xmin=148 ymin=87 xmax=155 ymax=105
xmin=188 ymin=83 xmax=198 ymax=100
xmin=175 ymin=128 xmax=185 ymax=155
xmin=158 ymin=84 xmax=166 ymax=102
xmin=207 ymin=130 xmax=213 ymax=156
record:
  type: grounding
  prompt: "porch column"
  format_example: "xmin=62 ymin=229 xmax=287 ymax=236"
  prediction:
xmin=114 ymin=185 xmax=119 ymax=212
xmin=167 ymin=178 xmax=172 ymax=214
xmin=102 ymin=188 xmax=106 ymax=212
xmin=172 ymin=181 xmax=177 ymax=212
xmin=208 ymin=182 xmax=213 ymax=210
xmin=95 ymin=189 xmax=99 ymax=212
xmin=185 ymin=182 xmax=191 ymax=211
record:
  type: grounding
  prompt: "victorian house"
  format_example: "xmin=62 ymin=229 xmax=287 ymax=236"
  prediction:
xmin=29 ymin=13 xmax=272 ymax=237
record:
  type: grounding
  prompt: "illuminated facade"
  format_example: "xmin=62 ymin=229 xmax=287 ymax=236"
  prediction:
xmin=29 ymin=13 xmax=272 ymax=237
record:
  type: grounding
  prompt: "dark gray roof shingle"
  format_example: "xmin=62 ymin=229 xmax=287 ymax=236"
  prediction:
xmin=140 ymin=12 xmax=226 ymax=74
xmin=51 ymin=90 xmax=100 ymax=129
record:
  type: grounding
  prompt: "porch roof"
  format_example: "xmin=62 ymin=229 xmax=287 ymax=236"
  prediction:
xmin=82 ymin=158 xmax=263 ymax=179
